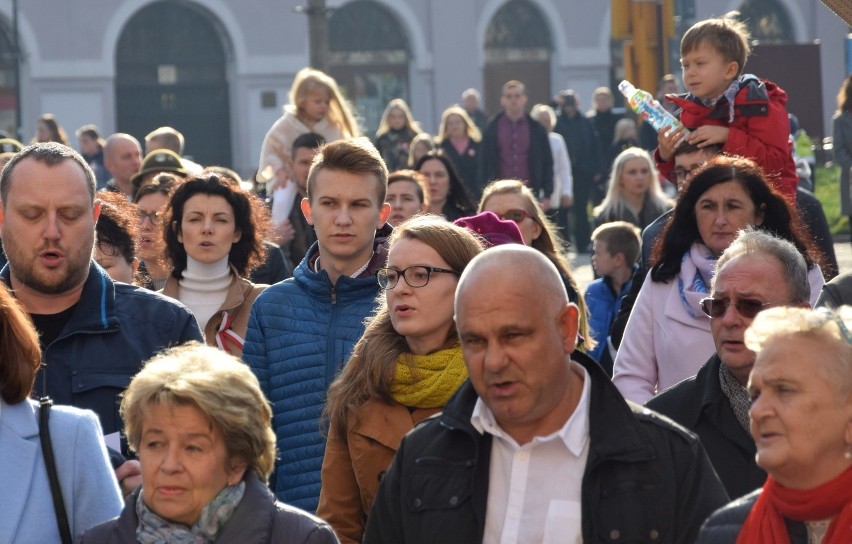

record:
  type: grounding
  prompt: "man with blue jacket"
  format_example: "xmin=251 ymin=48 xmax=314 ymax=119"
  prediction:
xmin=0 ymin=142 xmax=203 ymax=495
xmin=244 ymin=137 xmax=392 ymax=512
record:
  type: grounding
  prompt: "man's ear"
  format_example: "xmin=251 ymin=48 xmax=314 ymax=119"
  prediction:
xmin=301 ymin=197 xmax=314 ymax=226
xmin=559 ymin=304 xmax=580 ymax=353
xmin=377 ymin=202 xmax=391 ymax=227
xmin=92 ymin=199 xmax=101 ymax=223
xmin=0 ymin=201 xmax=5 ymax=237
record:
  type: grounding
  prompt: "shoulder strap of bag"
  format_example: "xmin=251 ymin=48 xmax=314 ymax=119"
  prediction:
xmin=39 ymin=397 xmax=73 ymax=544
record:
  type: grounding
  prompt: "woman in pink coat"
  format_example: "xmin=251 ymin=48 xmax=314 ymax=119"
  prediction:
xmin=613 ymin=156 xmax=825 ymax=403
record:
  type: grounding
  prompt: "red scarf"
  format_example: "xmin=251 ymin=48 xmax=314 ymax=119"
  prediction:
xmin=736 ymin=466 xmax=852 ymax=544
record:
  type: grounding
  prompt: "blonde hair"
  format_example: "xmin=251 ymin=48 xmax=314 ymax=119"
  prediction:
xmin=122 ymin=343 xmax=277 ymax=481
xmin=530 ymin=104 xmax=556 ymax=132
xmin=324 ymin=215 xmax=484 ymax=436
xmin=437 ymin=106 xmax=481 ymax=143
xmin=376 ymin=98 xmax=422 ymax=138
xmin=612 ymin=118 xmax=638 ymax=144
xmin=407 ymin=133 xmax=436 ymax=167
xmin=290 ymin=67 xmax=359 ymax=138
xmin=594 ymin=147 xmax=670 ymax=220
xmin=745 ymin=306 xmax=852 ymax=396
xmin=479 ymin=179 xmax=594 ymax=351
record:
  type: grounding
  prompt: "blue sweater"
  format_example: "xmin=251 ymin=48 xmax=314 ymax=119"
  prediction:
xmin=584 ymin=267 xmax=635 ymax=364
xmin=243 ymin=226 xmax=391 ymax=512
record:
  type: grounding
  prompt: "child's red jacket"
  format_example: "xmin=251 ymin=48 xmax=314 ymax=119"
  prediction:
xmin=655 ymin=75 xmax=797 ymax=202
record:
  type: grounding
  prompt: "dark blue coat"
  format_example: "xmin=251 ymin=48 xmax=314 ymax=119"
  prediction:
xmin=243 ymin=226 xmax=391 ymax=512
xmin=1 ymin=262 xmax=203 ymax=436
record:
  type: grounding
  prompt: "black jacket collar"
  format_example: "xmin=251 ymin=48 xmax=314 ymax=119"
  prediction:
xmin=439 ymin=350 xmax=656 ymax=464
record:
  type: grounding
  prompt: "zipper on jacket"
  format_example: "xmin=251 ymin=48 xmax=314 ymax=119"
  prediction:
xmin=331 ymin=285 xmax=337 ymax=304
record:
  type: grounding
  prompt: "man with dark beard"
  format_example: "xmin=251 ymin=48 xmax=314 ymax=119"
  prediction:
xmin=0 ymin=142 xmax=202 ymax=494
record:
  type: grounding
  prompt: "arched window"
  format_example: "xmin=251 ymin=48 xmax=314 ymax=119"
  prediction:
xmin=484 ymin=0 xmax=552 ymax=113
xmin=328 ymin=1 xmax=410 ymax=135
xmin=738 ymin=0 xmax=795 ymax=44
xmin=116 ymin=1 xmax=232 ymax=166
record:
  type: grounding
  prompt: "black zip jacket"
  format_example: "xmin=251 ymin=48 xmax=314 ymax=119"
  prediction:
xmin=364 ymin=351 xmax=728 ymax=543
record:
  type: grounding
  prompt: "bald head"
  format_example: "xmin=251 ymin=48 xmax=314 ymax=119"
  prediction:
xmin=104 ymin=133 xmax=140 ymax=156
xmin=456 ymin=245 xmax=567 ymax=316
xmin=454 ymin=245 xmax=581 ymax=445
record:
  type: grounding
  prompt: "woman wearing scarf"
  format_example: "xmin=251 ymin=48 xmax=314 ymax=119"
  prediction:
xmin=698 ymin=305 xmax=852 ymax=544
xmin=613 ymin=156 xmax=825 ymax=403
xmin=81 ymin=343 xmax=338 ymax=543
xmin=317 ymin=215 xmax=484 ymax=544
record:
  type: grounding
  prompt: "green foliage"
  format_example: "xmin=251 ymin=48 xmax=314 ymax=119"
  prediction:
xmin=814 ymin=166 xmax=850 ymax=235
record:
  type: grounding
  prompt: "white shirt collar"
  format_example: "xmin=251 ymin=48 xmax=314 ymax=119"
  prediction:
xmin=471 ymin=364 xmax=591 ymax=456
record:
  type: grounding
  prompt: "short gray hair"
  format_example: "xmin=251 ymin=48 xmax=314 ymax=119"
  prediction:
xmin=714 ymin=228 xmax=810 ymax=304
xmin=0 ymin=142 xmax=96 ymax=204
xmin=745 ymin=306 xmax=852 ymax=397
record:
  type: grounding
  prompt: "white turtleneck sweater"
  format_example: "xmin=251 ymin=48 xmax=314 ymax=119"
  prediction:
xmin=179 ymin=256 xmax=232 ymax=332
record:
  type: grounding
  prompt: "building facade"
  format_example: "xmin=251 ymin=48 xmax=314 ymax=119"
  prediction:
xmin=0 ymin=0 xmax=846 ymax=178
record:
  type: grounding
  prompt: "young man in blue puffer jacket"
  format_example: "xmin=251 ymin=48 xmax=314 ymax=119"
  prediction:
xmin=244 ymin=137 xmax=392 ymax=512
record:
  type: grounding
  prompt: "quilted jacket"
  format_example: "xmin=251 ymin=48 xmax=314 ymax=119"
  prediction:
xmin=243 ymin=225 xmax=391 ymax=512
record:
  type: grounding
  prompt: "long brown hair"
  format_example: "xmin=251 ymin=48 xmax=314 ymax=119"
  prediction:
xmin=837 ymin=74 xmax=852 ymax=114
xmin=324 ymin=215 xmax=484 ymax=437
xmin=0 ymin=287 xmax=42 ymax=404
xmin=479 ymin=179 xmax=594 ymax=351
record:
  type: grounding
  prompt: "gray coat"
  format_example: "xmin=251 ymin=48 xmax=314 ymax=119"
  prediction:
xmin=81 ymin=473 xmax=339 ymax=544
xmin=832 ymin=111 xmax=852 ymax=215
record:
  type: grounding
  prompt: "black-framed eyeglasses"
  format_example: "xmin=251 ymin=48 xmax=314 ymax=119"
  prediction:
xmin=700 ymin=297 xmax=776 ymax=319
xmin=137 ymin=210 xmax=163 ymax=225
xmin=673 ymin=165 xmax=702 ymax=184
xmin=376 ymin=266 xmax=460 ymax=290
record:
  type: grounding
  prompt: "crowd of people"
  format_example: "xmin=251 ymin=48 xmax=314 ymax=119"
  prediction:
xmin=0 ymin=11 xmax=850 ymax=544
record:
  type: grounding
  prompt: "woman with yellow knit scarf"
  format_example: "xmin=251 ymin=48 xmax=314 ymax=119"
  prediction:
xmin=318 ymin=215 xmax=484 ymax=544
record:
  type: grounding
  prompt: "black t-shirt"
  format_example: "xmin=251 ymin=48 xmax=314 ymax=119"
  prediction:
xmin=30 ymin=304 xmax=77 ymax=351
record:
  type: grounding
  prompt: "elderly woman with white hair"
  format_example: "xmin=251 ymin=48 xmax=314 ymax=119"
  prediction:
xmin=698 ymin=305 xmax=852 ymax=544
xmin=81 ymin=343 xmax=338 ymax=543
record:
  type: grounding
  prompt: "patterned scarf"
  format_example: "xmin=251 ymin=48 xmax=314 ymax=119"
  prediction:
xmin=718 ymin=361 xmax=751 ymax=433
xmin=677 ymin=243 xmax=716 ymax=319
xmin=697 ymin=77 xmax=742 ymax=123
xmin=389 ymin=345 xmax=468 ymax=409
xmin=136 ymin=480 xmax=245 ymax=544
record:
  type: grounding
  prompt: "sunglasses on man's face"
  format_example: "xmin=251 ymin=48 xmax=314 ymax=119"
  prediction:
xmin=699 ymin=297 xmax=773 ymax=319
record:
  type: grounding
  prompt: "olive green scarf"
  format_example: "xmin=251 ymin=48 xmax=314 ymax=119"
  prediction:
xmin=389 ymin=345 xmax=467 ymax=409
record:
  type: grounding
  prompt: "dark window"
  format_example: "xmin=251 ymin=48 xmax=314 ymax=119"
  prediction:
xmin=327 ymin=0 xmax=410 ymax=135
xmin=483 ymin=0 xmax=553 ymax=114
xmin=116 ymin=1 xmax=231 ymax=166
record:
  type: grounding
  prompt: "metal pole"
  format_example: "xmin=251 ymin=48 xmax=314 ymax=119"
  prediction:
xmin=307 ymin=0 xmax=329 ymax=71
xmin=12 ymin=0 xmax=21 ymax=140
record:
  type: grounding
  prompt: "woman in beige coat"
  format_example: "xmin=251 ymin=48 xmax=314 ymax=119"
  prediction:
xmin=161 ymin=171 xmax=269 ymax=358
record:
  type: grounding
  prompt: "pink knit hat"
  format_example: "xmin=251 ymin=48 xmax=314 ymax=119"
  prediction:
xmin=453 ymin=211 xmax=524 ymax=247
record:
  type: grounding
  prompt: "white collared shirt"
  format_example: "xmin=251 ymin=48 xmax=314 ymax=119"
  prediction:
xmin=471 ymin=365 xmax=591 ymax=544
